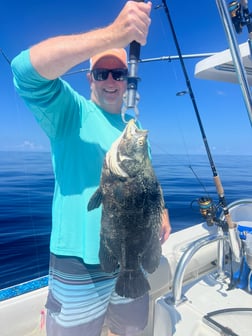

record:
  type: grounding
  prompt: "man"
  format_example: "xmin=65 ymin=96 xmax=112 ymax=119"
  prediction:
xmin=11 ymin=1 xmax=171 ymax=335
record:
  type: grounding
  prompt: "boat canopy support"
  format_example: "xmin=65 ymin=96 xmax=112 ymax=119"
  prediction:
xmin=216 ymin=0 xmax=252 ymax=126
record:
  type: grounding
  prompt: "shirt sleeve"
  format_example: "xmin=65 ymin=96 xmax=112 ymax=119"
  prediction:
xmin=11 ymin=49 xmax=82 ymax=140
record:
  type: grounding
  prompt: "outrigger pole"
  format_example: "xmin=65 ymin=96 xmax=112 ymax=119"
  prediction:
xmin=158 ymin=0 xmax=241 ymax=261
xmin=139 ymin=53 xmax=216 ymax=63
xmin=65 ymin=53 xmax=216 ymax=76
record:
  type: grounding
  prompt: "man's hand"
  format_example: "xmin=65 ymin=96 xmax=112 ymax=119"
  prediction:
xmin=160 ymin=208 xmax=171 ymax=245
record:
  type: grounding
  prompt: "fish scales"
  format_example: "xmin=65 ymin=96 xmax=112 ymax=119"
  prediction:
xmin=88 ymin=119 xmax=164 ymax=298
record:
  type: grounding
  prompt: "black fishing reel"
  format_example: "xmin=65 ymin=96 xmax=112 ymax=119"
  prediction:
xmin=197 ymin=196 xmax=217 ymax=226
xmin=228 ymin=1 xmax=252 ymax=33
xmin=196 ymin=196 xmax=229 ymax=231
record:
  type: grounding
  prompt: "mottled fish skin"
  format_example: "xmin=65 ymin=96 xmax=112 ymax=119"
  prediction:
xmin=88 ymin=119 xmax=164 ymax=298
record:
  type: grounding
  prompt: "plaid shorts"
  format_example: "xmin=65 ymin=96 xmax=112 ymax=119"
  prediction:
xmin=45 ymin=253 xmax=149 ymax=336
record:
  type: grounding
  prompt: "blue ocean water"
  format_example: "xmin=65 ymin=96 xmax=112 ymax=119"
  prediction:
xmin=0 ymin=151 xmax=252 ymax=290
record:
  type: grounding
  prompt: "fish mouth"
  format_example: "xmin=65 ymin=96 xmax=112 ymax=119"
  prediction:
xmin=126 ymin=119 xmax=148 ymax=138
xmin=106 ymin=119 xmax=148 ymax=178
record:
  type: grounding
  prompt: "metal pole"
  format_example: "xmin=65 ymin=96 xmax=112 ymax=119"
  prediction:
xmin=215 ymin=0 xmax=252 ymax=126
xmin=65 ymin=53 xmax=216 ymax=76
xmin=139 ymin=53 xmax=216 ymax=63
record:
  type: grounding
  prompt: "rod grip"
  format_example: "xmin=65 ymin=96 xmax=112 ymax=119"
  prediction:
xmin=129 ymin=41 xmax=141 ymax=62
xmin=213 ymin=175 xmax=224 ymax=196
xmin=126 ymin=0 xmax=144 ymax=109
xmin=129 ymin=0 xmax=144 ymax=61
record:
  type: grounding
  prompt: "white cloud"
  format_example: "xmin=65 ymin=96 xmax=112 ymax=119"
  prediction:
xmin=17 ymin=140 xmax=45 ymax=151
xmin=0 ymin=140 xmax=47 ymax=152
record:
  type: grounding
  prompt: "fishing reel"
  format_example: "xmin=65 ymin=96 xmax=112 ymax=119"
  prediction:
xmin=228 ymin=1 xmax=252 ymax=33
xmin=196 ymin=196 xmax=230 ymax=231
xmin=197 ymin=197 xmax=217 ymax=226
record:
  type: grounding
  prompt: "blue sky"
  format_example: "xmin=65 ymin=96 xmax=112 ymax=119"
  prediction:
xmin=1 ymin=0 xmax=252 ymax=155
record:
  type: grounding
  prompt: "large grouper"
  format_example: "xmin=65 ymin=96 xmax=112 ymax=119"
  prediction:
xmin=87 ymin=119 xmax=165 ymax=298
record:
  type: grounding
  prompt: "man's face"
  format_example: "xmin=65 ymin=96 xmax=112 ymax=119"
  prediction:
xmin=88 ymin=56 xmax=127 ymax=114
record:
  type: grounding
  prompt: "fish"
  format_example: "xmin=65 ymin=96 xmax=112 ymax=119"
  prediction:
xmin=87 ymin=119 xmax=164 ymax=298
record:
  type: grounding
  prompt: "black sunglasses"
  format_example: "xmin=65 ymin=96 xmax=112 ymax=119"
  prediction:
xmin=91 ymin=68 xmax=128 ymax=81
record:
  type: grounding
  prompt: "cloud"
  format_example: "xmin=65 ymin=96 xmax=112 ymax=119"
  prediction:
xmin=0 ymin=140 xmax=47 ymax=152
xmin=216 ymin=90 xmax=226 ymax=96
xmin=16 ymin=140 xmax=45 ymax=151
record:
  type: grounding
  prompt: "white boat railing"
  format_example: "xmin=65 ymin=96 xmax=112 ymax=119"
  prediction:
xmin=167 ymin=231 xmax=226 ymax=305
xmin=168 ymin=198 xmax=252 ymax=305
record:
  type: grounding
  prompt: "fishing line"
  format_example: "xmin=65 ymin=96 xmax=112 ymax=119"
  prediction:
xmin=151 ymin=2 xmax=185 ymax=91
xmin=148 ymin=3 xmax=212 ymax=197
xmin=170 ymin=100 xmax=211 ymax=197
xmin=189 ymin=165 xmax=210 ymax=196
xmin=0 ymin=48 xmax=11 ymax=65
xmin=149 ymin=138 xmax=211 ymax=204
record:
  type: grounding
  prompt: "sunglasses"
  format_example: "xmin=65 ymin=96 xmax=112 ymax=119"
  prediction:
xmin=91 ymin=68 xmax=128 ymax=81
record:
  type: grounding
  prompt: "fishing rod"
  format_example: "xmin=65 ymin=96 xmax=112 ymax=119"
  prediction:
xmin=122 ymin=0 xmax=144 ymax=122
xmin=158 ymin=0 xmax=241 ymax=260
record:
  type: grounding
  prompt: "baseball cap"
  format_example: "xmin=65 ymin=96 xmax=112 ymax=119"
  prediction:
xmin=90 ymin=48 xmax=128 ymax=70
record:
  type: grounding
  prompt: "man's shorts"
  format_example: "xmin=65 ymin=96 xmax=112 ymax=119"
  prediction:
xmin=45 ymin=253 xmax=149 ymax=336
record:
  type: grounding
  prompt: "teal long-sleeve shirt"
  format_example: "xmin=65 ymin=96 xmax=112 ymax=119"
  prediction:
xmin=11 ymin=49 xmax=130 ymax=264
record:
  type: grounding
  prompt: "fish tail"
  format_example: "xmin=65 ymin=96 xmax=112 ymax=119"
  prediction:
xmin=115 ymin=269 xmax=150 ymax=299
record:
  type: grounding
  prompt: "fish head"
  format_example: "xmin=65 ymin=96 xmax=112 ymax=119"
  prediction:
xmin=106 ymin=119 xmax=149 ymax=177
xmin=120 ymin=118 xmax=148 ymax=158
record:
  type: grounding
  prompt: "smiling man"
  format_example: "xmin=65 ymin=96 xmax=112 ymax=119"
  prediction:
xmin=88 ymin=49 xmax=128 ymax=114
xmin=11 ymin=1 xmax=171 ymax=336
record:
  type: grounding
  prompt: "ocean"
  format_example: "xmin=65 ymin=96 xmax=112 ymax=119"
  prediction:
xmin=0 ymin=151 xmax=252 ymax=290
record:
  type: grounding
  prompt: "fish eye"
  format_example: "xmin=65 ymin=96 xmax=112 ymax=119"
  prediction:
xmin=138 ymin=139 xmax=144 ymax=146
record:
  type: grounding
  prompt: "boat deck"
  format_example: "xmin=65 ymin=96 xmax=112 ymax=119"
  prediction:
xmin=154 ymin=272 xmax=252 ymax=336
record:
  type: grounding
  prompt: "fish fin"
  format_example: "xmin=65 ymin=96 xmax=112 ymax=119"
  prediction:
xmin=115 ymin=270 xmax=150 ymax=299
xmin=87 ymin=188 xmax=103 ymax=211
xmin=141 ymin=236 xmax=162 ymax=273
xmin=99 ymin=239 xmax=118 ymax=273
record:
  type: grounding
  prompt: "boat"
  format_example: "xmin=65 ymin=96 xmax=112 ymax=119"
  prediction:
xmin=1 ymin=0 xmax=252 ymax=335
xmin=1 ymin=198 xmax=252 ymax=336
